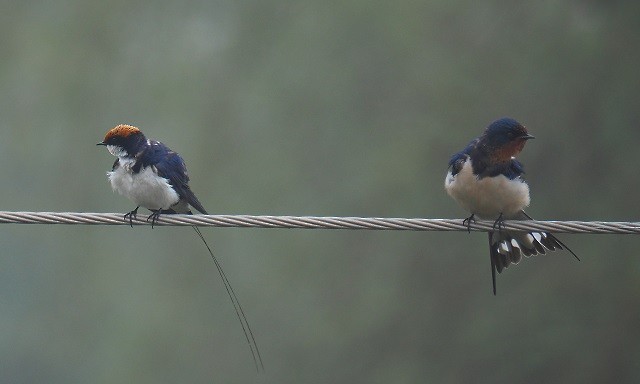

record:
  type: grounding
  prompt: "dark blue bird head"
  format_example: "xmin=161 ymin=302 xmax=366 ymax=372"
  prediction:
xmin=480 ymin=117 xmax=534 ymax=162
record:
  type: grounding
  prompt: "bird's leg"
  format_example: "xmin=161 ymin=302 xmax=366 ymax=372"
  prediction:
xmin=492 ymin=212 xmax=505 ymax=232
xmin=146 ymin=210 xmax=162 ymax=229
xmin=462 ymin=213 xmax=476 ymax=233
xmin=123 ymin=206 xmax=140 ymax=228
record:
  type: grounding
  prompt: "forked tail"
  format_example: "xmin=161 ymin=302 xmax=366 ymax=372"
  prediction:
xmin=488 ymin=210 xmax=579 ymax=295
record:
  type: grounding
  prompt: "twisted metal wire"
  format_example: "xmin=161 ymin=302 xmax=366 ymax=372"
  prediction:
xmin=0 ymin=211 xmax=638 ymax=234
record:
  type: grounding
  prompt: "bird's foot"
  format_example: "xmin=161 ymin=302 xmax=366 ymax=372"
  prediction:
xmin=123 ymin=206 xmax=140 ymax=228
xmin=462 ymin=214 xmax=476 ymax=233
xmin=146 ymin=210 xmax=163 ymax=229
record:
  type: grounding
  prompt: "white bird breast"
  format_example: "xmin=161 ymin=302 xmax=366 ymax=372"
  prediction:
xmin=107 ymin=158 xmax=180 ymax=211
xmin=444 ymin=158 xmax=530 ymax=219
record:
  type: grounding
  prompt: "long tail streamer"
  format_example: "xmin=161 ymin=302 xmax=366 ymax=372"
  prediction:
xmin=191 ymin=226 xmax=264 ymax=373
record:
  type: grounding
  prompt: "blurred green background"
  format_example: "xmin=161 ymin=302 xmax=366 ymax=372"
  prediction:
xmin=1 ymin=0 xmax=639 ymax=383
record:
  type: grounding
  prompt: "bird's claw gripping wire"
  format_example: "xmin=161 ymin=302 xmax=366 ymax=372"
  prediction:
xmin=146 ymin=210 xmax=162 ymax=228
xmin=123 ymin=206 xmax=140 ymax=228
xmin=492 ymin=213 xmax=505 ymax=232
xmin=462 ymin=214 xmax=476 ymax=233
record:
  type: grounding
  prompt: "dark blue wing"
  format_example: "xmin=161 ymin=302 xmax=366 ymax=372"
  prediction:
xmin=136 ymin=140 xmax=208 ymax=214
xmin=448 ymin=151 xmax=468 ymax=176
xmin=448 ymin=139 xmax=478 ymax=176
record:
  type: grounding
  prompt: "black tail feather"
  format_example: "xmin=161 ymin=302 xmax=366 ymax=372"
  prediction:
xmin=488 ymin=232 xmax=497 ymax=295
xmin=190 ymin=226 xmax=264 ymax=373
xmin=127 ymin=207 xmax=263 ymax=370
xmin=487 ymin=211 xmax=580 ymax=295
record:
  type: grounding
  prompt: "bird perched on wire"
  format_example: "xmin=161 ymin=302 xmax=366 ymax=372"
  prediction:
xmin=97 ymin=124 xmax=263 ymax=371
xmin=97 ymin=124 xmax=207 ymax=225
xmin=444 ymin=117 xmax=578 ymax=295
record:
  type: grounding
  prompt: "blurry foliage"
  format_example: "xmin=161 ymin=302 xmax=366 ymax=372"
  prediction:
xmin=0 ymin=0 xmax=639 ymax=383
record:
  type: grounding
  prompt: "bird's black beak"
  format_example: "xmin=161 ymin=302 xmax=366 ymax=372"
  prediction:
xmin=521 ymin=134 xmax=535 ymax=140
xmin=97 ymin=142 xmax=106 ymax=146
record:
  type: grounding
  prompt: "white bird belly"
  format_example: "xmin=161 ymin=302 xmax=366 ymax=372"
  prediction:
xmin=444 ymin=159 xmax=530 ymax=219
xmin=108 ymin=163 xmax=180 ymax=211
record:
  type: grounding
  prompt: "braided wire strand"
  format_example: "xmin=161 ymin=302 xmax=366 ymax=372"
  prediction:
xmin=0 ymin=211 xmax=638 ymax=234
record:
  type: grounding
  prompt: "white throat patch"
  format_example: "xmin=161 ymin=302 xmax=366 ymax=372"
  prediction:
xmin=106 ymin=145 xmax=128 ymax=157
